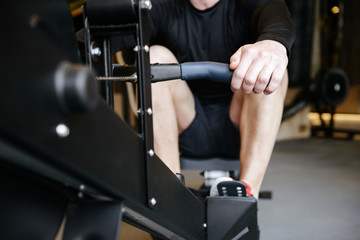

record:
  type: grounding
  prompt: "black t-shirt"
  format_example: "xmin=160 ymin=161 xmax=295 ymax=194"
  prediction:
xmin=147 ymin=0 xmax=295 ymax=104
xmin=118 ymin=0 xmax=295 ymax=104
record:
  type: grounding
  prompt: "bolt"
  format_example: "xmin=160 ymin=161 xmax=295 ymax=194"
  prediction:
xmin=144 ymin=45 xmax=150 ymax=53
xmin=56 ymin=123 xmax=70 ymax=138
xmin=140 ymin=0 xmax=152 ymax=10
xmin=91 ymin=47 xmax=102 ymax=57
xmin=147 ymin=108 xmax=152 ymax=115
xmin=148 ymin=149 xmax=154 ymax=157
xmin=79 ymin=185 xmax=85 ymax=191
xmin=149 ymin=197 xmax=157 ymax=206
xmin=203 ymin=223 xmax=207 ymax=228
xmin=133 ymin=46 xmax=140 ymax=52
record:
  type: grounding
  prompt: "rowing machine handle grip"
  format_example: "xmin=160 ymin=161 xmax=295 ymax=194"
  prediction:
xmin=180 ymin=62 xmax=233 ymax=83
xmin=150 ymin=62 xmax=233 ymax=83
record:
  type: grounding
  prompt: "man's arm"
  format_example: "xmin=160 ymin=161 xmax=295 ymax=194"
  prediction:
xmin=230 ymin=39 xmax=288 ymax=94
xmin=230 ymin=0 xmax=295 ymax=95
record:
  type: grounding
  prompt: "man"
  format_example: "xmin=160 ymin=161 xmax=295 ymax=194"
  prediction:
xmin=147 ymin=0 xmax=295 ymax=198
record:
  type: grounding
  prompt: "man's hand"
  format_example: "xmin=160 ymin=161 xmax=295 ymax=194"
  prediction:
xmin=229 ymin=40 xmax=288 ymax=95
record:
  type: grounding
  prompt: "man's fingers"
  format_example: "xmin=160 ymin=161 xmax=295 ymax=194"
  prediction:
xmin=230 ymin=40 xmax=288 ymax=94
xmin=252 ymin=64 xmax=274 ymax=94
xmin=264 ymin=66 xmax=286 ymax=95
xmin=241 ymin=60 xmax=266 ymax=94
xmin=229 ymin=49 xmax=242 ymax=92
xmin=231 ymin=50 xmax=252 ymax=92
xmin=229 ymin=48 xmax=242 ymax=70
xmin=231 ymin=68 xmax=245 ymax=92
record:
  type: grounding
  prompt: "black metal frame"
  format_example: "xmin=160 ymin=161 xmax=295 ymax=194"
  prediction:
xmin=0 ymin=0 xmax=258 ymax=239
xmin=83 ymin=1 xmax=206 ymax=238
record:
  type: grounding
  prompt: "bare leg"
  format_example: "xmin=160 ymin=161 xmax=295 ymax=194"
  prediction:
xmin=150 ymin=45 xmax=196 ymax=173
xmin=229 ymin=71 xmax=289 ymax=198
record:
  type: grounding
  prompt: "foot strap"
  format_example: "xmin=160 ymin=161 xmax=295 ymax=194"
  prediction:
xmin=217 ymin=181 xmax=248 ymax=197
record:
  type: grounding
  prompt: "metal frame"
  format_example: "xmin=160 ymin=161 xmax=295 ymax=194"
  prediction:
xmin=0 ymin=0 xmax=258 ymax=239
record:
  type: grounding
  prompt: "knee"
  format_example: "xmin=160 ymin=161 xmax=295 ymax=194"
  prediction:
xmin=150 ymin=45 xmax=181 ymax=96
xmin=149 ymin=46 xmax=190 ymax=108
xmin=150 ymin=45 xmax=178 ymax=64
xmin=152 ymin=81 xmax=170 ymax=96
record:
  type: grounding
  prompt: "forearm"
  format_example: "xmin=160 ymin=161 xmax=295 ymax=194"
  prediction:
xmin=252 ymin=0 xmax=295 ymax=57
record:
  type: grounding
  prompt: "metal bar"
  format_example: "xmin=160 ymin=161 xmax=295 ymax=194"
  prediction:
xmin=132 ymin=3 xmax=206 ymax=239
xmin=85 ymin=0 xmax=137 ymax=25
xmin=101 ymin=36 xmax=115 ymax=107
xmin=84 ymin=16 xmax=114 ymax=108
xmin=96 ymin=76 xmax=137 ymax=82
xmin=135 ymin=1 xmax=154 ymax=207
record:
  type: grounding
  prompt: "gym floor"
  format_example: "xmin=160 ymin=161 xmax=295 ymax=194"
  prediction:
xmin=258 ymin=138 xmax=360 ymax=240
xmin=119 ymin=137 xmax=360 ymax=240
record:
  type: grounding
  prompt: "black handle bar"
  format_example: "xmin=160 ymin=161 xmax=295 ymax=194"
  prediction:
xmin=150 ymin=62 xmax=233 ymax=83
xmin=112 ymin=62 xmax=234 ymax=83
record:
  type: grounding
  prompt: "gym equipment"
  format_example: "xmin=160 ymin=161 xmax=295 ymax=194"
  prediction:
xmin=283 ymin=0 xmax=355 ymax=139
xmin=283 ymin=67 xmax=350 ymax=121
xmin=113 ymin=63 xmax=242 ymax=191
xmin=318 ymin=68 xmax=349 ymax=107
xmin=0 ymin=0 xmax=259 ymax=240
xmin=114 ymin=63 xmax=274 ymax=198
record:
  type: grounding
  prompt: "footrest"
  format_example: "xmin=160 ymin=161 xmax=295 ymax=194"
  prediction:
xmin=217 ymin=181 xmax=247 ymax=197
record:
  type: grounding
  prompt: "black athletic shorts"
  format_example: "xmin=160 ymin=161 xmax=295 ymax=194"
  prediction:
xmin=179 ymin=96 xmax=240 ymax=158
